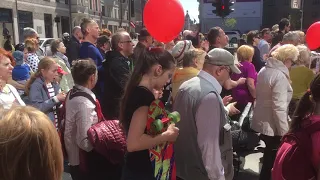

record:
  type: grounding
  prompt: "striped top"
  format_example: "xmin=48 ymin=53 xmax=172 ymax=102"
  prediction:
xmin=47 ymin=83 xmax=58 ymax=128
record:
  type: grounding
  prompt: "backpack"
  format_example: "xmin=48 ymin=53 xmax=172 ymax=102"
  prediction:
xmin=272 ymin=116 xmax=320 ymax=180
xmin=57 ymin=87 xmax=105 ymax=159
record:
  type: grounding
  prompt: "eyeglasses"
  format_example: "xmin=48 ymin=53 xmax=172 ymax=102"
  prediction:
xmin=120 ymin=40 xmax=132 ymax=44
xmin=220 ymin=66 xmax=233 ymax=76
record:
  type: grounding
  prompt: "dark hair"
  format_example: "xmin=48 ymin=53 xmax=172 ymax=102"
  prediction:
xmin=71 ymin=59 xmax=97 ymax=85
xmin=119 ymin=48 xmax=176 ymax=132
xmin=186 ymin=32 xmax=200 ymax=48
xmin=290 ymin=74 xmax=320 ymax=132
xmin=207 ymin=27 xmax=221 ymax=45
xmin=247 ymin=30 xmax=260 ymax=45
xmin=80 ymin=18 xmax=96 ymax=36
xmin=14 ymin=43 xmax=25 ymax=52
xmin=138 ymin=28 xmax=151 ymax=41
xmin=97 ymin=35 xmax=110 ymax=48
xmin=260 ymin=28 xmax=270 ymax=37
xmin=311 ymin=59 xmax=317 ymax=69
xmin=51 ymin=39 xmax=63 ymax=55
xmin=279 ymin=18 xmax=290 ymax=31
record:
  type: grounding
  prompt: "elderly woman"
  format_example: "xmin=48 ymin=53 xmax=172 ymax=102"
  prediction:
xmin=172 ymin=49 xmax=206 ymax=100
xmin=231 ymin=45 xmax=257 ymax=119
xmin=0 ymin=48 xmax=25 ymax=109
xmin=289 ymin=45 xmax=314 ymax=117
xmin=252 ymin=44 xmax=299 ymax=180
xmin=51 ymin=39 xmax=74 ymax=92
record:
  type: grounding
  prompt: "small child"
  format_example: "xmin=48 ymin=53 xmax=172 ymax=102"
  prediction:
xmin=12 ymin=51 xmax=31 ymax=95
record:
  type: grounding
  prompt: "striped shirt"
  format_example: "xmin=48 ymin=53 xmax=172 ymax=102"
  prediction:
xmin=47 ymin=83 xmax=58 ymax=128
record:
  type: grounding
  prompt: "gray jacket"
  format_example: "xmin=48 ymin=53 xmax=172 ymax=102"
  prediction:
xmin=28 ymin=77 xmax=61 ymax=122
xmin=173 ymin=72 xmax=233 ymax=180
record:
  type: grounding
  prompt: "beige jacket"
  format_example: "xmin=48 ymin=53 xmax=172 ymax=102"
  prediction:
xmin=251 ymin=58 xmax=293 ymax=136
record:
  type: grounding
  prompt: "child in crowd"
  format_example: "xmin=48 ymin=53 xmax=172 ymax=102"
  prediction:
xmin=119 ymin=48 xmax=179 ymax=180
xmin=26 ymin=57 xmax=66 ymax=127
xmin=12 ymin=51 xmax=31 ymax=95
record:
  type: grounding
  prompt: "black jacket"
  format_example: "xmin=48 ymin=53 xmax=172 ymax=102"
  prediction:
xmin=66 ymin=36 xmax=81 ymax=65
xmin=102 ymin=51 xmax=130 ymax=119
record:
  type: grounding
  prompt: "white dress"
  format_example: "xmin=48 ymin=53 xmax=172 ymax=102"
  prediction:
xmin=0 ymin=84 xmax=26 ymax=109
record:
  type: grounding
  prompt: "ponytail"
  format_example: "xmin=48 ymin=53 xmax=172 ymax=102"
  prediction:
xmin=25 ymin=70 xmax=41 ymax=95
xmin=290 ymin=74 xmax=320 ymax=132
xmin=290 ymin=91 xmax=314 ymax=132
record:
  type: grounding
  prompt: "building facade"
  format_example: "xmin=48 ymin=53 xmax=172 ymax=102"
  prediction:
xmin=1 ymin=0 xmax=70 ymax=45
xmin=0 ymin=0 xmax=136 ymax=46
xmin=262 ymin=0 xmax=320 ymax=30
xmin=198 ymin=0 xmax=263 ymax=34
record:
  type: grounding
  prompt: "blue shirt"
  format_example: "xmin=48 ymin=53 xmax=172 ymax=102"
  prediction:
xmin=79 ymin=42 xmax=104 ymax=68
xmin=12 ymin=63 xmax=31 ymax=81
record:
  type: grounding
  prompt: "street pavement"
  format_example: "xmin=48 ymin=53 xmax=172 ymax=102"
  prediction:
xmin=62 ymin=142 xmax=264 ymax=180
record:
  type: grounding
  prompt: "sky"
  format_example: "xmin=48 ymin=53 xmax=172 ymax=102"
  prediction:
xmin=180 ymin=0 xmax=200 ymax=23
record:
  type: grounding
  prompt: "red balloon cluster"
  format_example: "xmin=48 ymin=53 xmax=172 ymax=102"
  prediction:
xmin=143 ymin=0 xmax=185 ymax=43
xmin=306 ymin=21 xmax=320 ymax=50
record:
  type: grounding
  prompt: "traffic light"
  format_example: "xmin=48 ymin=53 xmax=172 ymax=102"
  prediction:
xmin=212 ymin=0 xmax=234 ymax=18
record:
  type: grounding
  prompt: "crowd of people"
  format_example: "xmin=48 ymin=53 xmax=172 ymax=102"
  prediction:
xmin=0 ymin=16 xmax=320 ymax=180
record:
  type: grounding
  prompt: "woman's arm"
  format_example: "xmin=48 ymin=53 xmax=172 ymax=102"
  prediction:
xmin=7 ymin=77 xmax=24 ymax=90
xmin=126 ymin=106 xmax=177 ymax=152
xmin=247 ymin=78 xmax=256 ymax=99
xmin=29 ymin=83 xmax=59 ymax=112
xmin=223 ymin=78 xmax=246 ymax=90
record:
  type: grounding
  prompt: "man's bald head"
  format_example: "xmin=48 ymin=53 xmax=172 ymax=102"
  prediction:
xmin=72 ymin=26 xmax=83 ymax=41
xmin=72 ymin=26 xmax=81 ymax=34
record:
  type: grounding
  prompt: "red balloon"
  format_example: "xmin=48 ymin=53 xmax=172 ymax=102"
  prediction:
xmin=143 ymin=0 xmax=185 ymax=43
xmin=306 ymin=21 xmax=320 ymax=50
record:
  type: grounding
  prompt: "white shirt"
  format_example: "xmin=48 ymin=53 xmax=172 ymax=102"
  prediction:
xmin=195 ymin=71 xmax=225 ymax=180
xmin=64 ymin=85 xmax=98 ymax=166
xmin=0 ymin=84 xmax=25 ymax=109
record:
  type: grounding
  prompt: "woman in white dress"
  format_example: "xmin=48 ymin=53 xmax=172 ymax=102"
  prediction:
xmin=0 ymin=48 xmax=25 ymax=109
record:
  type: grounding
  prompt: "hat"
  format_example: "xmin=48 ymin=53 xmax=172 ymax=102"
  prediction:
xmin=206 ymin=48 xmax=241 ymax=74
xmin=171 ymin=40 xmax=194 ymax=64
xmin=57 ymin=66 xmax=68 ymax=75
xmin=12 ymin=51 xmax=24 ymax=66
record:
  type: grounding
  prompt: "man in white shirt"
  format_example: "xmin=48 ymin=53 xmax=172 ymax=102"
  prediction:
xmin=258 ymin=28 xmax=272 ymax=61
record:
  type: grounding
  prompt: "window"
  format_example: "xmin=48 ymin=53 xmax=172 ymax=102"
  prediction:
xmin=95 ymin=0 xmax=98 ymax=11
xmin=89 ymin=0 xmax=92 ymax=9
xmin=56 ymin=0 xmax=60 ymax=2
xmin=102 ymin=6 xmax=105 ymax=16
xmin=313 ymin=0 xmax=320 ymax=5
xmin=65 ymin=0 xmax=68 ymax=4
xmin=284 ymin=0 xmax=289 ymax=5
xmin=108 ymin=25 xmax=113 ymax=33
xmin=268 ymin=0 xmax=276 ymax=6
xmin=114 ymin=9 xmax=117 ymax=18
xmin=106 ymin=7 xmax=112 ymax=17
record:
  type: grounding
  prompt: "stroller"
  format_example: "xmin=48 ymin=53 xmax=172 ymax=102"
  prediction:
xmin=230 ymin=102 xmax=260 ymax=178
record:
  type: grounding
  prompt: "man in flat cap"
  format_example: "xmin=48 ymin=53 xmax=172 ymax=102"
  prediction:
xmin=174 ymin=48 xmax=240 ymax=180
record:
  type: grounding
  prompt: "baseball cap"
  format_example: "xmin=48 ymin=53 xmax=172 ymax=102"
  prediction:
xmin=57 ymin=66 xmax=68 ymax=75
xmin=206 ymin=48 xmax=241 ymax=74
xmin=171 ymin=40 xmax=194 ymax=63
xmin=12 ymin=51 xmax=24 ymax=66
